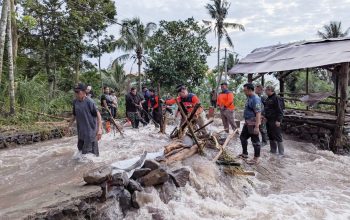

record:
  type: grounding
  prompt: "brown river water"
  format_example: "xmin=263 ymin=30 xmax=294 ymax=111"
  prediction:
xmin=1 ymin=121 xmax=350 ymax=220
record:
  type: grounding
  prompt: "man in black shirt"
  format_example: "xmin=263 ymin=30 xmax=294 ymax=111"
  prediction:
xmin=255 ymin=84 xmax=269 ymax=146
xmin=67 ymin=83 xmax=102 ymax=157
xmin=264 ymin=85 xmax=285 ymax=155
xmin=125 ymin=87 xmax=147 ymax=128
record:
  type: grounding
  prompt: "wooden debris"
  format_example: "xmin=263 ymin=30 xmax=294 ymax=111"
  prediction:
xmin=223 ymin=167 xmax=255 ymax=176
xmin=163 ymin=144 xmax=199 ymax=165
xmin=164 ymin=142 xmax=185 ymax=154
xmin=176 ymin=100 xmax=203 ymax=153
xmin=212 ymin=129 xmax=238 ymax=162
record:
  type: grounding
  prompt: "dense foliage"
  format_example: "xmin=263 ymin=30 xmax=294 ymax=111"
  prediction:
xmin=146 ymin=18 xmax=212 ymax=91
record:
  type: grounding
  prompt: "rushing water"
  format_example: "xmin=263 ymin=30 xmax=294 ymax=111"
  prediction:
xmin=1 ymin=122 xmax=350 ymax=220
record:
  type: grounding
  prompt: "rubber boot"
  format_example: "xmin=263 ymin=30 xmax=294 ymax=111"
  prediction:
xmin=277 ymin=142 xmax=284 ymax=155
xmin=270 ymin=141 xmax=277 ymax=153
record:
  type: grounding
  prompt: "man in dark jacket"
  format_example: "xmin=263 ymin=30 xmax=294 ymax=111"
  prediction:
xmin=148 ymin=89 xmax=162 ymax=125
xmin=255 ymin=84 xmax=269 ymax=146
xmin=141 ymin=86 xmax=151 ymax=124
xmin=125 ymin=87 xmax=147 ymax=128
xmin=264 ymin=85 xmax=284 ymax=155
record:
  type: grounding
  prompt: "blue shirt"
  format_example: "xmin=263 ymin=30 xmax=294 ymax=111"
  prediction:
xmin=244 ymin=94 xmax=262 ymax=120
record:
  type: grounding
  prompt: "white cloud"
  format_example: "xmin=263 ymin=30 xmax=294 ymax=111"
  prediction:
xmin=95 ymin=0 xmax=350 ymax=71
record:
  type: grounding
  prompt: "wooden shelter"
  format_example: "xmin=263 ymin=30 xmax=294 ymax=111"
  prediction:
xmin=229 ymin=38 xmax=350 ymax=152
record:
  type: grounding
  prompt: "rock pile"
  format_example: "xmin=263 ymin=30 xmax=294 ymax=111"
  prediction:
xmin=83 ymin=159 xmax=191 ymax=216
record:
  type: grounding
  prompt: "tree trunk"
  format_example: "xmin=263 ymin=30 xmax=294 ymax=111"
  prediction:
xmin=75 ymin=57 xmax=80 ymax=83
xmin=10 ymin=0 xmax=17 ymax=60
xmin=7 ymin=12 xmax=15 ymax=115
xmin=0 ymin=0 xmax=10 ymax=88
xmin=215 ymin=36 xmax=221 ymax=93
xmin=138 ymin=57 xmax=142 ymax=91
xmin=39 ymin=15 xmax=53 ymax=95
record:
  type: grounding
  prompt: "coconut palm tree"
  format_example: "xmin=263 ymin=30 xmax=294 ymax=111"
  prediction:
xmin=317 ymin=21 xmax=350 ymax=39
xmin=203 ymin=0 xmax=244 ymax=92
xmin=116 ymin=17 xmax=156 ymax=91
xmin=102 ymin=59 xmax=137 ymax=96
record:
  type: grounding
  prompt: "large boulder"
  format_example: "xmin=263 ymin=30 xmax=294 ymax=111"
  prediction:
xmin=132 ymin=191 xmax=154 ymax=209
xmin=139 ymin=168 xmax=169 ymax=187
xmin=110 ymin=171 xmax=129 ymax=187
xmin=127 ymin=179 xmax=143 ymax=193
xmin=119 ymin=188 xmax=132 ymax=216
xmin=142 ymin=160 xmax=160 ymax=171
xmin=169 ymin=167 xmax=190 ymax=187
xmin=157 ymin=179 xmax=177 ymax=204
xmin=83 ymin=166 xmax=112 ymax=185
xmin=131 ymin=168 xmax=152 ymax=180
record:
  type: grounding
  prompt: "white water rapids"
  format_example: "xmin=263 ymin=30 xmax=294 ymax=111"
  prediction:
xmin=0 ymin=121 xmax=350 ymax=220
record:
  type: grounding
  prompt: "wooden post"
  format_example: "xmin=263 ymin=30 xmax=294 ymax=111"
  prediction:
xmin=335 ymin=74 xmax=339 ymax=115
xmin=261 ymin=74 xmax=265 ymax=86
xmin=333 ymin=62 xmax=349 ymax=153
xmin=158 ymin=82 xmax=166 ymax=134
xmin=279 ymin=79 xmax=285 ymax=97
xmin=305 ymin=68 xmax=309 ymax=94
xmin=306 ymin=68 xmax=309 ymax=110
xmin=248 ymin=74 xmax=253 ymax=83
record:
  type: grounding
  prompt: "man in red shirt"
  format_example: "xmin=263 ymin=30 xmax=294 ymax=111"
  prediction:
xmin=165 ymin=85 xmax=207 ymax=133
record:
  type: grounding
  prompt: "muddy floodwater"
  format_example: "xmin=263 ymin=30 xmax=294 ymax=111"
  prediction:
xmin=1 ymin=122 xmax=350 ymax=220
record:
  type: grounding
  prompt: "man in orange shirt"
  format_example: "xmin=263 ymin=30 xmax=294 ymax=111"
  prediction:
xmin=217 ymin=82 xmax=237 ymax=133
xmin=165 ymin=85 xmax=207 ymax=134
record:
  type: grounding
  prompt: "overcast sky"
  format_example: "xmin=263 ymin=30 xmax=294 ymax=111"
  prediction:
xmin=94 ymin=0 xmax=350 ymax=72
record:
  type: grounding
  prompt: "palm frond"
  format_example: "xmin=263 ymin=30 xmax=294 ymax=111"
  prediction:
xmin=224 ymin=29 xmax=234 ymax=48
xmin=223 ymin=22 xmax=245 ymax=31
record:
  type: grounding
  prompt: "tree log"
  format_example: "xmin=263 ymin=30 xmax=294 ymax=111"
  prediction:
xmin=164 ymin=142 xmax=185 ymax=155
xmin=163 ymin=144 xmax=199 ymax=165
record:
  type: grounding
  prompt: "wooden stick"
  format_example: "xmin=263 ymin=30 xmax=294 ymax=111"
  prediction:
xmin=165 ymin=147 xmax=186 ymax=158
xmin=212 ymin=129 xmax=238 ymax=162
xmin=179 ymin=103 xmax=201 ymax=132
xmin=106 ymin=108 xmax=125 ymax=137
xmin=175 ymin=100 xmax=202 ymax=153
xmin=194 ymin=119 xmax=213 ymax=133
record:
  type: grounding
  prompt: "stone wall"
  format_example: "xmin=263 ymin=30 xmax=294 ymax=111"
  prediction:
xmin=282 ymin=122 xmax=333 ymax=150
xmin=0 ymin=128 xmax=77 ymax=149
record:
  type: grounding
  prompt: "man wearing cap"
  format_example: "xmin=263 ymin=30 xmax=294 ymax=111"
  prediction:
xmin=67 ymin=83 xmax=103 ymax=157
xmin=217 ymin=82 xmax=237 ymax=133
xmin=165 ymin=85 xmax=207 ymax=133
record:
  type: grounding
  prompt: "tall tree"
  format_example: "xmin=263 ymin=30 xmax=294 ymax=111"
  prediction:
xmin=317 ymin=21 xmax=350 ymax=39
xmin=117 ymin=17 xmax=156 ymax=91
xmin=203 ymin=0 xmax=244 ymax=92
xmin=7 ymin=11 xmax=15 ymax=114
xmin=0 ymin=0 xmax=10 ymax=88
xmin=86 ymin=30 xmax=115 ymax=89
xmin=146 ymin=18 xmax=212 ymax=91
